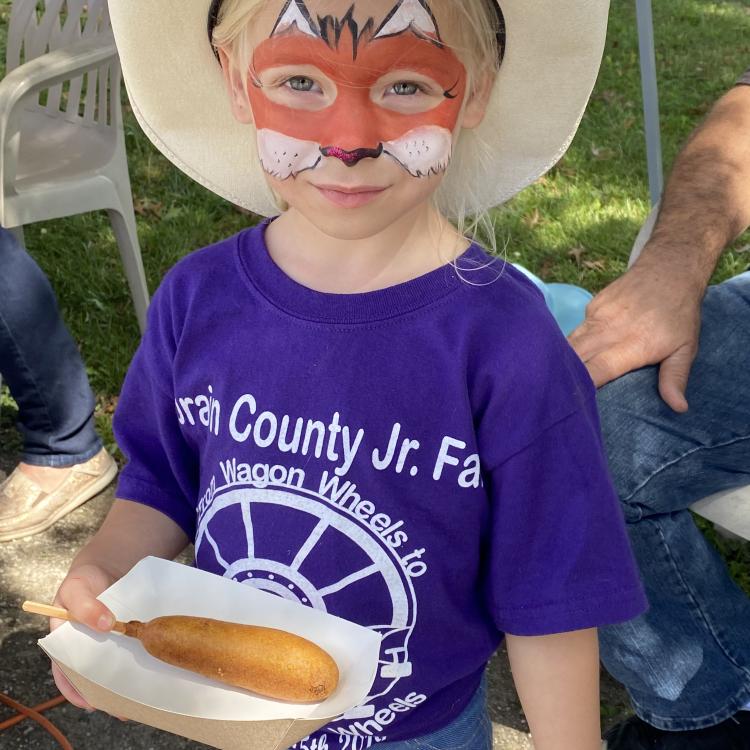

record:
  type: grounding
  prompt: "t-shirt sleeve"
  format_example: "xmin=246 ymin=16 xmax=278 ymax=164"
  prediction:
xmin=113 ymin=279 xmax=199 ymax=538
xmin=485 ymin=407 xmax=647 ymax=636
xmin=737 ymin=66 xmax=750 ymax=86
xmin=475 ymin=294 xmax=647 ymax=636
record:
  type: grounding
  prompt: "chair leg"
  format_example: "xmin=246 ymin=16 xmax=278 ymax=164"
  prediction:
xmin=8 ymin=225 xmax=25 ymax=249
xmin=107 ymin=206 xmax=149 ymax=334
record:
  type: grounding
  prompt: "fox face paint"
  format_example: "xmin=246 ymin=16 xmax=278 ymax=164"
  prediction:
xmin=244 ymin=0 xmax=468 ymax=179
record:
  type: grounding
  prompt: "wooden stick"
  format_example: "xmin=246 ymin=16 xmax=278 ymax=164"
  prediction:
xmin=22 ymin=601 xmax=127 ymax=635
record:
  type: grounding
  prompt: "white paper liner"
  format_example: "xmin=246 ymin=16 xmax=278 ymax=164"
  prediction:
xmin=40 ymin=557 xmax=380 ymax=721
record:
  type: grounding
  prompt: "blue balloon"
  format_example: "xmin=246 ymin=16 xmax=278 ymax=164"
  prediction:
xmin=512 ymin=264 xmax=593 ymax=337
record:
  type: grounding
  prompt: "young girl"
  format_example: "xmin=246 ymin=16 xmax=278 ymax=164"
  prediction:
xmin=52 ymin=1 xmax=646 ymax=748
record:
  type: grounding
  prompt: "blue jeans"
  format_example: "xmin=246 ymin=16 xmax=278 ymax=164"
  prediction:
xmin=0 ymin=227 xmax=101 ymax=466
xmin=378 ymin=677 xmax=492 ymax=750
xmin=597 ymin=272 xmax=750 ymax=731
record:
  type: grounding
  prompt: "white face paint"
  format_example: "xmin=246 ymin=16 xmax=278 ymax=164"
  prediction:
xmin=256 ymin=125 xmax=452 ymax=180
xmin=256 ymin=128 xmax=322 ymax=179
xmin=383 ymin=126 xmax=453 ymax=177
xmin=271 ymin=0 xmax=318 ymax=38
xmin=373 ymin=0 xmax=440 ymax=41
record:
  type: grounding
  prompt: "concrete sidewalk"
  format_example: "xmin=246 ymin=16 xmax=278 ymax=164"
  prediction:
xmin=0 ymin=480 xmax=631 ymax=749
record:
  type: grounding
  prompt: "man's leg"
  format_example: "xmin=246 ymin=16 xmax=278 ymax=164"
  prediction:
xmin=597 ymin=272 xmax=750 ymax=731
xmin=0 ymin=227 xmax=102 ymax=464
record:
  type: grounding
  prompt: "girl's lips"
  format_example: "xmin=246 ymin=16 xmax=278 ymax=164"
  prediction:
xmin=314 ymin=184 xmax=388 ymax=208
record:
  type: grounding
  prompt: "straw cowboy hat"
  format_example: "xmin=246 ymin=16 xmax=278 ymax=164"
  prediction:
xmin=108 ymin=0 xmax=610 ymax=217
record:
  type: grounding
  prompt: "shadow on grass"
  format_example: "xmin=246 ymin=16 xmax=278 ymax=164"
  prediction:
xmin=493 ymin=202 xmax=644 ymax=290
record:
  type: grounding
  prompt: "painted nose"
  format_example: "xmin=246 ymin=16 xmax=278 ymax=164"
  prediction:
xmin=318 ymin=87 xmax=384 ymax=156
xmin=320 ymin=144 xmax=384 ymax=167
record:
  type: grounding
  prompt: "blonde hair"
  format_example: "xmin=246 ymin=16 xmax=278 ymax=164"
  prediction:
xmin=212 ymin=0 xmax=503 ymax=248
xmin=212 ymin=0 xmax=266 ymax=82
xmin=428 ymin=0 xmax=503 ymax=251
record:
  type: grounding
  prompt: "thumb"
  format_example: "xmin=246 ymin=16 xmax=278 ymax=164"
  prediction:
xmin=55 ymin=575 xmax=116 ymax=633
xmin=658 ymin=345 xmax=696 ymax=413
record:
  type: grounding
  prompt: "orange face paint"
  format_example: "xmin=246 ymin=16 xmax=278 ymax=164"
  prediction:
xmin=246 ymin=0 xmax=467 ymax=178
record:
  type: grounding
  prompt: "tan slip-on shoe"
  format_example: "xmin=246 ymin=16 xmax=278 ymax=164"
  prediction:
xmin=0 ymin=449 xmax=117 ymax=542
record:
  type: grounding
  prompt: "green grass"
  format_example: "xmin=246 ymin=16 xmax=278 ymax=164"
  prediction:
xmin=0 ymin=1 xmax=748 ymax=586
xmin=491 ymin=0 xmax=750 ymax=290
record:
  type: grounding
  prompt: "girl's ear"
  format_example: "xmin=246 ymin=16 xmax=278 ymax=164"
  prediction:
xmin=462 ymin=71 xmax=496 ymax=130
xmin=218 ymin=48 xmax=255 ymax=125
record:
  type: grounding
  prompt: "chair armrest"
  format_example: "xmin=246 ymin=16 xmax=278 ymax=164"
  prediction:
xmin=0 ymin=31 xmax=117 ymax=121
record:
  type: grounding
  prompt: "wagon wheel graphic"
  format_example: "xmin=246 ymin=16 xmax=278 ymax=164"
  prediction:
xmin=195 ymin=485 xmax=418 ymax=713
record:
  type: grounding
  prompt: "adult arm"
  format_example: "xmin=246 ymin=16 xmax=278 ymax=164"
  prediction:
xmin=569 ymin=80 xmax=750 ymax=411
xmin=506 ymin=629 xmax=601 ymax=749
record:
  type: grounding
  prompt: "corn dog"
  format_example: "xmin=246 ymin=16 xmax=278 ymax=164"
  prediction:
xmin=124 ymin=615 xmax=339 ymax=702
xmin=23 ymin=602 xmax=339 ymax=702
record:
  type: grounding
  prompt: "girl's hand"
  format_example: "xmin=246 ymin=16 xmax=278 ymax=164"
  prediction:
xmin=51 ymin=563 xmax=119 ymax=710
xmin=48 ymin=498 xmax=190 ymax=712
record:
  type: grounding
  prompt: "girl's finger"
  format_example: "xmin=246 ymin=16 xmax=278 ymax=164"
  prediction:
xmin=51 ymin=662 xmax=94 ymax=711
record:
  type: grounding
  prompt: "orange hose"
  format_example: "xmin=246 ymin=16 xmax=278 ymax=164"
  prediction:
xmin=0 ymin=692 xmax=73 ymax=750
xmin=0 ymin=694 xmax=66 ymax=730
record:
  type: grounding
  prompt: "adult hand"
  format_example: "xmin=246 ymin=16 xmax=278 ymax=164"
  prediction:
xmin=51 ymin=563 xmax=118 ymax=710
xmin=568 ymin=258 xmax=705 ymax=412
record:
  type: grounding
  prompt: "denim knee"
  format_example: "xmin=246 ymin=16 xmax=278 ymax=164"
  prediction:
xmin=597 ymin=367 xmax=664 ymax=519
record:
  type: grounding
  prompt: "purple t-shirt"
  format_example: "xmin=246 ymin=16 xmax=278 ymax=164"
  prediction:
xmin=114 ymin=221 xmax=646 ymax=744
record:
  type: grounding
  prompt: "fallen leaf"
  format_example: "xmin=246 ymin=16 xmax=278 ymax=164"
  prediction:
xmin=591 ymin=145 xmax=616 ymax=160
xmin=583 ymin=259 xmax=607 ymax=271
xmin=523 ymin=208 xmax=542 ymax=228
xmin=134 ymin=197 xmax=164 ymax=218
xmin=568 ymin=247 xmax=587 ymax=265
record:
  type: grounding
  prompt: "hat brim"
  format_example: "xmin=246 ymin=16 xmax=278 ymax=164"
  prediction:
xmin=109 ymin=0 xmax=610 ymax=217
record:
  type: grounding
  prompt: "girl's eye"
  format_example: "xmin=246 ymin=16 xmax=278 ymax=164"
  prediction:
xmin=391 ymin=82 xmax=421 ymax=96
xmin=286 ymin=76 xmax=317 ymax=92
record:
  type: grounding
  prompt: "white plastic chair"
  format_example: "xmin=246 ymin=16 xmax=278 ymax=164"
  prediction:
xmin=630 ymin=206 xmax=750 ymax=541
xmin=0 ymin=0 xmax=148 ymax=332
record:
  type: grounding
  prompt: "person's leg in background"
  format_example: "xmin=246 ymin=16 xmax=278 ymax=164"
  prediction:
xmin=0 ymin=227 xmax=116 ymax=541
xmin=597 ymin=273 xmax=750 ymax=749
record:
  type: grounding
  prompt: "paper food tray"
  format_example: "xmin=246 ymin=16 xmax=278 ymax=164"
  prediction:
xmin=39 ymin=557 xmax=380 ymax=750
